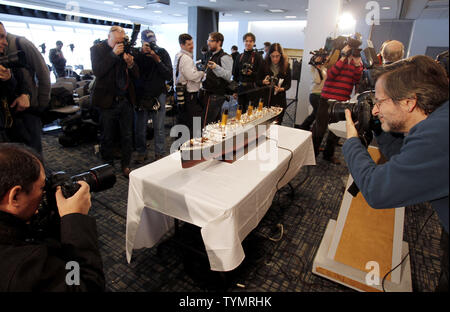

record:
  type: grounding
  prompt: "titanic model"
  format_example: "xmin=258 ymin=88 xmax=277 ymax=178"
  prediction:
xmin=179 ymin=101 xmax=283 ymax=168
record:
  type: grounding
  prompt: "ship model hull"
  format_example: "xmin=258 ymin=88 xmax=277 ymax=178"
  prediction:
xmin=180 ymin=107 xmax=283 ymax=169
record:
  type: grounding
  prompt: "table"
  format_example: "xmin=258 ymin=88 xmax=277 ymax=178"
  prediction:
xmin=126 ymin=125 xmax=316 ymax=271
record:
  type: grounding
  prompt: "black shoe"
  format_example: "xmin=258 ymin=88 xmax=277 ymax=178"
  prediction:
xmin=323 ymin=156 xmax=341 ymax=165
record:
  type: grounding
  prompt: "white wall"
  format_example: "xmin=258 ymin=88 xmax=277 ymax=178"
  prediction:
xmin=248 ymin=21 xmax=307 ymax=51
xmin=219 ymin=21 xmax=239 ymax=54
xmin=408 ymin=18 xmax=449 ymax=57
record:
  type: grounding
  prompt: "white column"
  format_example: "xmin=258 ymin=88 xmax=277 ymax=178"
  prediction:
xmin=237 ymin=21 xmax=249 ymax=52
xmin=295 ymin=0 xmax=343 ymax=126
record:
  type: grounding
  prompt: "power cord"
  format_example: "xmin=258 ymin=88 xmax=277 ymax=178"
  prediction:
xmin=381 ymin=209 xmax=435 ymax=292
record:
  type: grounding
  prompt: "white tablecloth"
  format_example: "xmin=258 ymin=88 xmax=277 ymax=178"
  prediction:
xmin=126 ymin=125 xmax=316 ymax=271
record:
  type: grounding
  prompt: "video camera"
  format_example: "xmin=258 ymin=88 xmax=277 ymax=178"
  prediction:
xmin=0 ymin=51 xmax=26 ymax=68
xmin=358 ymin=41 xmax=383 ymax=93
xmin=324 ymin=33 xmax=362 ymax=68
xmin=123 ymin=23 xmax=141 ymax=55
xmin=28 ymin=164 xmax=116 ymax=240
xmin=309 ymin=48 xmax=329 ymax=66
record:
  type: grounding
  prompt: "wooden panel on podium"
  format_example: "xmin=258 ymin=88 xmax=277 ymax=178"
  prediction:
xmin=312 ymin=146 xmax=411 ymax=291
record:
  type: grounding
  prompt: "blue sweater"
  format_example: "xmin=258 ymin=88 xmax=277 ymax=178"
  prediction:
xmin=343 ymin=101 xmax=449 ymax=233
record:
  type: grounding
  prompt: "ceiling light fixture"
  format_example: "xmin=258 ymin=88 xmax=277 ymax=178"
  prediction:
xmin=381 ymin=6 xmax=391 ymax=10
xmin=103 ymin=1 xmax=114 ymax=4
xmin=267 ymin=9 xmax=286 ymax=13
xmin=285 ymin=16 xmax=296 ymax=19
xmin=153 ymin=10 xmax=163 ymax=13
xmin=128 ymin=5 xmax=145 ymax=9
xmin=244 ymin=11 xmax=251 ymax=14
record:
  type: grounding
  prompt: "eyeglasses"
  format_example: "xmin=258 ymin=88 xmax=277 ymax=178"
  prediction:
xmin=207 ymin=39 xmax=217 ymax=43
xmin=374 ymin=97 xmax=390 ymax=109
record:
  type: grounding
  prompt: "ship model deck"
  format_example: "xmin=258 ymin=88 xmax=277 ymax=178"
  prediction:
xmin=180 ymin=105 xmax=283 ymax=168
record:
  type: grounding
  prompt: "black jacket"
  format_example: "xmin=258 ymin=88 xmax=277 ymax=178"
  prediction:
xmin=90 ymin=40 xmax=139 ymax=109
xmin=133 ymin=47 xmax=173 ymax=98
xmin=257 ymin=61 xmax=292 ymax=108
xmin=0 ymin=211 xmax=105 ymax=292
xmin=233 ymin=50 xmax=264 ymax=84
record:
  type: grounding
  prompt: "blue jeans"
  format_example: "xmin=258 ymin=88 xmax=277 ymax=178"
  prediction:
xmin=134 ymin=93 xmax=166 ymax=157
xmin=100 ymin=97 xmax=133 ymax=168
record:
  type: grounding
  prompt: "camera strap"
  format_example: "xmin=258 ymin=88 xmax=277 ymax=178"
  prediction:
xmin=239 ymin=51 xmax=256 ymax=65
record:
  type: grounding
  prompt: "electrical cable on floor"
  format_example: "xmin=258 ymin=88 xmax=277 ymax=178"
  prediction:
xmin=382 ymin=209 xmax=435 ymax=292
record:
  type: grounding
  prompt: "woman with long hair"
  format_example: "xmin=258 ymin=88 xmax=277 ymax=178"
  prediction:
xmin=258 ymin=43 xmax=292 ymax=124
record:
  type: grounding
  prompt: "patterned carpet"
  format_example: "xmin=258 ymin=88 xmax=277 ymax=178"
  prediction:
xmin=40 ymin=104 xmax=444 ymax=292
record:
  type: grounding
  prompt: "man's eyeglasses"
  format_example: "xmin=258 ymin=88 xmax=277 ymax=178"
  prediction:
xmin=374 ymin=97 xmax=390 ymax=109
xmin=207 ymin=39 xmax=217 ymax=43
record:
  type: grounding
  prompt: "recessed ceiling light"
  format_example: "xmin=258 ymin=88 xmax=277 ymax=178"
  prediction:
xmin=178 ymin=1 xmax=188 ymax=4
xmin=153 ymin=10 xmax=163 ymax=13
xmin=258 ymin=4 xmax=269 ymax=7
xmin=267 ymin=9 xmax=286 ymax=13
xmin=128 ymin=5 xmax=144 ymax=9
xmin=209 ymin=0 xmax=217 ymax=2
xmin=172 ymin=13 xmax=182 ymax=16
xmin=244 ymin=11 xmax=251 ymax=14
xmin=103 ymin=1 xmax=114 ymax=4
xmin=381 ymin=6 xmax=391 ymax=10
xmin=305 ymin=8 xmax=309 ymax=12
xmin=285 ymin=16 xmax=296 ymax=19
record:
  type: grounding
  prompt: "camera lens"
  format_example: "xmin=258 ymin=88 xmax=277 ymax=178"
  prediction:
xmin=70 ymin=164 xmax=116 ymax=193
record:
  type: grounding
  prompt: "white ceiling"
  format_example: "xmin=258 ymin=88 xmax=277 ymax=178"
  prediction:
xmin=2 ymin=0 xmax=448 ymax=25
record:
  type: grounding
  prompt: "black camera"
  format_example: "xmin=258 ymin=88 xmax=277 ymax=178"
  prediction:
xmin=309 ymin=48 xmax=329 ymax=66
xmin=28 ymin=164 xmax=116 ymax=240
xmin=0 ymin=51 xmax=26 ymax=68
xmin=123 ymin=23 xmax=141 ymax=55
xmin=149 ymin=41 xmax=163 ymax=55
xmin=241 ymin=63 xmax=254 ymax=76
xmin=268 ymin=76 xmax=279 ymax=87
xmin=327 ymin=91 xmax=376 ymax=134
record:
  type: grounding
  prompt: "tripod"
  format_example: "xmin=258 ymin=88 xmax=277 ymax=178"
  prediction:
xmin=284 ymin=78 xmax=300 ymax=126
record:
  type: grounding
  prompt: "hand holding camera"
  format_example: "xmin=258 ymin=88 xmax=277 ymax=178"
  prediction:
xmin=55 ymin=181 xmax=91 ymax=217
xmin=123 ymin=53 xmax=134 ymax=68
xmin=0 ymin=64 xmax=11 ymax=81
xmin=207 ymin=61 xmax=217 ymax=70
xmin=113 ymin=42 xmax=124 ymax=56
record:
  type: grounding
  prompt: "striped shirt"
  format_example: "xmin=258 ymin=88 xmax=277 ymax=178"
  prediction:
xmin=321 ymin=58 xmax=363 ymax=101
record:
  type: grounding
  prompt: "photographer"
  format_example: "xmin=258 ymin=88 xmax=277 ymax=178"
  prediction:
xmin=258 ymin=43 xmax=291 ymax=124
xmin=200 ymin=32 xmax=233 ymax=125
xmin=49 ymin=40 xmax=66 ymax=79
xmin=133 ymin=30 xmax=172 ymax=163
xmin=0 ymin=143 xmax=105 ymax=291
xmin=298 ymin=49 xmax=328 ymax=131
xmin=311 ymin=43 xmax=363 ymax=164
xmin=232 ymin=33 xmax=264 ymax=113
xmin=174 ymin=33 xmax=205 ymax=138
xmin=343 ymin=55 xmax=449 ymax=292
xmin=4 ymin=23 xmax=51 ymax=156
xmin=90 ymin=26 xmax=139 ymax=178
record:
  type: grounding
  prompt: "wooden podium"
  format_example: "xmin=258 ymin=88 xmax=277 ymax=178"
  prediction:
xmin=312 ymin=146 xmax=412 ymax=292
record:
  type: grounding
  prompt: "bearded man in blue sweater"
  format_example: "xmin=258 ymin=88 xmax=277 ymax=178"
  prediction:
xmin=343 ymin=55 xmax=448 ymax=292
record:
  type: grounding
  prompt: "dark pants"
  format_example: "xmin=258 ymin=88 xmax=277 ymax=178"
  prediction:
xmin=200 ymin=91 xmax=226 ymax=128
xmin=237 ymin=84 xmax=259 ymax=113
xmin=182 ymin=92 xmax=203 ymax=138
xmin=5 ymin=113 xmax=43 ymax=157
xmin=100 ymin=97 xmax=133 ymax=169
xmin=299 ymin=93 xmax=321 ymax=131
xmin=436 ymin=229 xmax=449 ymax=292
xmin=311 ymin=97 xmax=340 ymax=158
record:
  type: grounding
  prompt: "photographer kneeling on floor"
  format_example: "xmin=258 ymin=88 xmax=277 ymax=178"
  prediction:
xmin=0 ymin=143 xmax=105 ymax=291
xmin=343 ymin=55 xmax=449 ymax=292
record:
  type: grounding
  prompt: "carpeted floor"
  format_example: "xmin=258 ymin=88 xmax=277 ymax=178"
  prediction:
xmin=40 ymin=104 xmax=444 ymax=292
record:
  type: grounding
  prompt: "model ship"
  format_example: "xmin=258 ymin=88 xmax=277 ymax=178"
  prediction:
xmin=180 ymin=101 xmax=283 ymax=168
